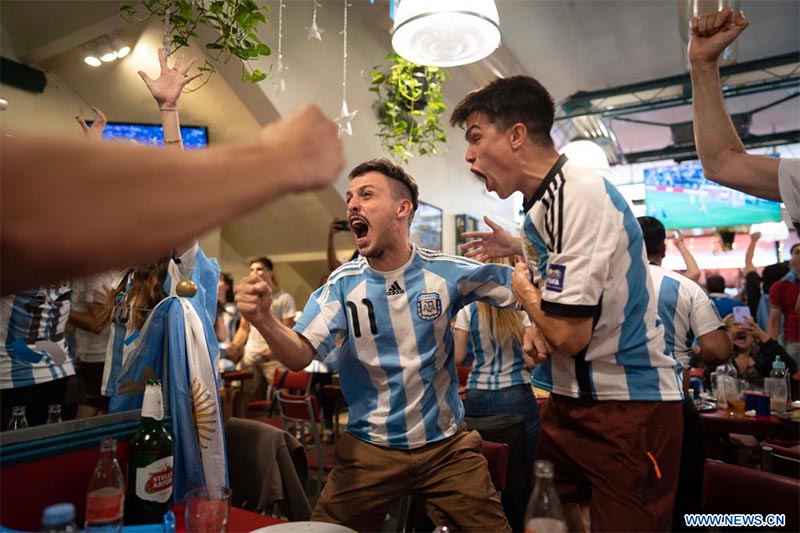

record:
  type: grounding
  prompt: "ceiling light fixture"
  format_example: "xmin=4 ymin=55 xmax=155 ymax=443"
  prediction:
xmin=98 ymin=43 xmax=117 ymax=63
xmin=84 ymin=55 xmax=102 ymax=67
xmin=561 ymin=139 xmax=610 ymax=176
xmin=391 ymin=0 xmax=501 ymax=67
xmin=112 ymin=39 xmax=131 ymax=58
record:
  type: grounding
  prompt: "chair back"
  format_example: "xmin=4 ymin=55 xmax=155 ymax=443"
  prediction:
xmin=224 ymin=417 xmax=311 ymax=520
xmin=273 ymin=369 xmax=312 ymax=395
xmin=703 ymin=459 xmax=799 ymax=531
xmin=762 ymin=443 xmax=800 ymax=479
xmin=481 ymin=440 xmax=510 ymax=492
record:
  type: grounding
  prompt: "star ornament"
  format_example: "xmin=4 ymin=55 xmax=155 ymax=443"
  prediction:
xmin=305 ymin=21 xmax=325 ymax=41
xmin=335 ymin=100 xmax=358 ymax=137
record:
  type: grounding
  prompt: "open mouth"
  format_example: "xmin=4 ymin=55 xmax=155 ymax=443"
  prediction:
xmin=348 ymin=217 xmax=369 ymax=241
xmin=471 ymin=168 xmax=487 ymax=182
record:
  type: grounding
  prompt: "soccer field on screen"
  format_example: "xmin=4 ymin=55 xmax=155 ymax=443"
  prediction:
xmin=645 ymin=189 xmax=781 ymax=229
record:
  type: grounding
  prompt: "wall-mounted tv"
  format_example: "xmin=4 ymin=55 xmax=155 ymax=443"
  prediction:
xmin=410 ymin=201 xmax=443 ymax=251
xmin=644 ymin=160 xmax=781 ymax=229
xmin=88 ymin=121 xmax=209 ymax=149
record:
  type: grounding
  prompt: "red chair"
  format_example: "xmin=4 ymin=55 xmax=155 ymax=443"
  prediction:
xmin=481 ymin=440 xmax=510 ymax=492
xmin=761 ymin=442 xmax=800 ymax=479
xmin=703 ymin=459 xmax=799 ymax=531
xmin=247 ymin=369 xmax=312 ymax=416
xmin=276 ymin=390 xmax=337 ymax=497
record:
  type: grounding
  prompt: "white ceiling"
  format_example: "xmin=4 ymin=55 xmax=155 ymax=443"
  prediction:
xmin=1 ymin=0 xmax=798 ymax=285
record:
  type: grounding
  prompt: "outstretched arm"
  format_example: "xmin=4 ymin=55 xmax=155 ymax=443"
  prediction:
xmin=744 ymin=232 xmax=760 ymax=275
xmin=689 ymin=7 xmax=781 ymax=201
xmin=670 ymin=230 xmax=700 ymax=281
xmin=1 ymin=104 xmax=344 ymax=295
xmin=459 ymin=216 xmax=522 ymax=261
xmin=75 ymin=107 xmax=107 ymax=142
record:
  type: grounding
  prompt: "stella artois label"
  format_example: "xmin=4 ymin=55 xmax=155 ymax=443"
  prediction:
xmin=135 ymin=456 xmax=173 ymax=503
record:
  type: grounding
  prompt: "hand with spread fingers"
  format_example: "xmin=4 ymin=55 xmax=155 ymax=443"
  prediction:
xmin=138 ymin=48 xmax=203 ymax=110
xmin=75 ymin=106 xmax=107 ymax=142
xmin=459 ymin=216 xmax=520 ymax=261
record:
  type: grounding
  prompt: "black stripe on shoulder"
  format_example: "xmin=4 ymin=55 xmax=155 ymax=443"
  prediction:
xmin=541 ymin=299 xmax=599 ymax=318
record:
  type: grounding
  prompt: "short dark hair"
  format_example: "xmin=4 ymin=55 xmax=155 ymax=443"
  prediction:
xmin=706 ymin=274 xmax=726 ymax=294
xmin=762 ymin=262 xmax=790 ymax=294
xmin=637 ymin=216 xmax=666 ymax=258
xmin=250 ymin=257 xmax=273 ymax=270
xmin=450 ymin=75 xmax=555 ymax=147
xmin=791 ymin=243 xmax=800 ymax=255
xmin=348 ymin=158 xmax=419 ymax=214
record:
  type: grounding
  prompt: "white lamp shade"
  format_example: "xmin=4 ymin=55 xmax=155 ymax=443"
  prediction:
xmin=392 ymin=0 xmax=501 ymax=67
xmin=560 ymin=140 xmax=610 ymax=176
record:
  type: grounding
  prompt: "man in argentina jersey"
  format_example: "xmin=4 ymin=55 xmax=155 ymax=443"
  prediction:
xmin=639 ymin=216 xmax=732 ymax=530
xmin=1 ymin=282 xmax=74 ymax=429
xmin=236 ymin=159 xmax=512 ymax=532
xmin=451 ymin=76 xmax=684 ymax=531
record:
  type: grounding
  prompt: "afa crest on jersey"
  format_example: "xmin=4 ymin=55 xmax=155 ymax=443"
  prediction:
xmin=416 ymin=292 xmax=442 ymax=321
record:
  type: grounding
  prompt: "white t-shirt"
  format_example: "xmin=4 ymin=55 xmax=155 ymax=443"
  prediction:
xmin=243 ymin=288 xmax=296 ymax=365
xmin=778 ymin=158 xmax=800 ymax=230
xmin=72 ymin=271 xmax=119 ymax=363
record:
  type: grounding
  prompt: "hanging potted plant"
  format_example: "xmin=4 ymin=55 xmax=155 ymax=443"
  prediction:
xmin=120 ymin=0 xmax=271 ymax=85
xmin=369 ymin=52 xmax=447 ymax=163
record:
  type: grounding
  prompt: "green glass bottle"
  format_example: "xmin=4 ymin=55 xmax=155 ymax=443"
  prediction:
xmin=124 ymin=378 xmax=174 ymax=525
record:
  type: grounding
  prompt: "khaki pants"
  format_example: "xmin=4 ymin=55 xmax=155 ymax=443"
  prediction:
xmin=313 ymin=425 xmax=511 ymax=532
xmin=537 ymin=395 xmax=683 ymax=532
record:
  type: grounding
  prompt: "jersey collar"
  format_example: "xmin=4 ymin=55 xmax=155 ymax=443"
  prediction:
xmin=523 ymin=154 xmax=568 ymax=214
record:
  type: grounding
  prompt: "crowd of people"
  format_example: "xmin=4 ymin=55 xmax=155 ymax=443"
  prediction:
xmin=1 ymin=6 xmax=799 ymax=532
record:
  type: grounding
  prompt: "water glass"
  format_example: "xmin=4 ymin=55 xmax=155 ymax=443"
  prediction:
xmin=184 ymin=486 xmax=231 ymax=533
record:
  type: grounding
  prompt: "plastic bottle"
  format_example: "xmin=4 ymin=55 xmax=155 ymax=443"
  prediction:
xmin=524 ymin=460 xmax=567 ymax=533
xmin=7 ymin=405 xmax=29 ymax=430
xmin=41 ymin=502 xmax=78 ymax=532
xmin=46 ymin=404 xmax=63 ymax=424
xmin=714 ymin=360 xmax=738 ymax=409
xmin=85 ymin=438 xmax=125 ymax=532
xmin=125 ymin=378 xmax=174 ymax=525
xmin=764 ymin=356 xmax=789 ymax=413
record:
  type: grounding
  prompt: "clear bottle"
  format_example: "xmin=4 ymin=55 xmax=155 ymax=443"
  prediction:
xmin=7 ymin=405 xmax=29 ymax=430
xmin=764 ymin=356 xmax=789 ymax=413
xmin=525 ymin=460 xmax=567 ymax=533
xmin=85 ymin=438 xmax=125 ymax=532
xmin=46 ymin=404 xmax=63 ymax=424
xmin=714 ymin=360 xmax=738 ymax=409
xmin=41 ymin=502 xmax=78 ymax=532
xmin=125 ymin=378 xmax=174 ymax=525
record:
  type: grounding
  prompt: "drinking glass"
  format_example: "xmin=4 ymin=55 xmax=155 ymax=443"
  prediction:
xmin=184 ymin=486 xmax=231 ymax=533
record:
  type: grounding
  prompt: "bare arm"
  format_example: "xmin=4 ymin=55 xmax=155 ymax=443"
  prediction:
xmin=454 ymin=327 xmax=469 ymax=365
xmin=226 ymin=319 xmax=251 ymax=362
xmin=744 ymin=232 xmax=760 ymax=275
xmin=689 ymin=8 xmax=781 ymax=201
xmin=1 ymin=104 xmax=344 ymax=295
xmin=767 ymin=306 xmax=781 ymax=341
xmin=671 ymin=230 xmax=700 ymax=281
xmin=235 ymin=274 xmax=314 ymax=370
xmin=460 ymin=216 xmax=522 ymax=261
xmin=512 ymin=261 xmax=593 ymax=356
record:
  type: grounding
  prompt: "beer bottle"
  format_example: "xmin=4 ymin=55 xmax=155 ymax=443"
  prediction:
xmin=125 ymin=378 xmax=174 ymax=525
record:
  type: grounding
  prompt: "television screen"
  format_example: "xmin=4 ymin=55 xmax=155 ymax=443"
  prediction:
xmin=88 ymin=121 xmax=208 ymax=149
xmin=410 ymin=201 xmax=443 ymax=251
xmin=644 ymin=160 xmax=781 ymax=229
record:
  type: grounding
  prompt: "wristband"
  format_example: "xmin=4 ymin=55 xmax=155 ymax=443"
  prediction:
xmin=163 ymin=139 xmax=183 ymax=145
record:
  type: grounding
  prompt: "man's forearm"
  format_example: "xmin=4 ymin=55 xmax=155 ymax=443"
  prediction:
xmin=518 ymin=296 xmax=591 ymax=356
xmin=250 ymin=314 xmax=314 ymax=371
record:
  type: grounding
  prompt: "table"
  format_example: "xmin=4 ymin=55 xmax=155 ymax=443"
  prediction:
xmin=700 ymin=409 xmax=799 ymax=460
xmin=220 ymin=370 xmax=253 ymax=420
xmin=172 ymin=503 xmax=285 ymax=532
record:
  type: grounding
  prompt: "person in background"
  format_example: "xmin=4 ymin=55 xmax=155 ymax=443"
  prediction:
xmin=757 ymin=262 xmax=790 ymax=338
xmin=215 ymin=272 xmax=238 ymax=373
xmin=670 ymin=229 xmax=701 ymax=282
xmin=726 ymin=315 xmax=796 ymax=391
xmin=768 ymin=243 xmax=800 ymax=366
xmin=227 ymin=257 xmax=296 ymax=405
xmin=689 ymin=7 xmax=799 ymax=231
xmin=453 ymin=255 xmax=540 ymax=471
xmin=638 ymin=216 xmax=731 ymax=531
xmin=452 ymin=75 xmax=682 ymax=532
xmin=743 ymin=232 xmax=762 ymax=319
xmin=236 ymin=159 xmax=513 ymax=532
xmin=706 ymin=273 xmax=739 ymax=319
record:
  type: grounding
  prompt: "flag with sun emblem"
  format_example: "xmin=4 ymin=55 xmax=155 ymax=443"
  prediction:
xmin=107 ymin=248 xmax=226 ymax=503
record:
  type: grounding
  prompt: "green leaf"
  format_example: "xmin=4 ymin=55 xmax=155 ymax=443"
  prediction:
xmin=256 ymin=43 xmax=270 ymax=56
xmin=250 ymin=69 xmax=267 ymax=82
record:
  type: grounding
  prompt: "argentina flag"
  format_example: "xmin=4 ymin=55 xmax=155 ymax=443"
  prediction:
xmin=109 ymin=248 xmax=227 ymax=503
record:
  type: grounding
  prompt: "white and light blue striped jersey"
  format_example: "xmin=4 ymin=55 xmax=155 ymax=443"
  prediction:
xmin=523 ymin=155 xmax=681 ymax=401
xmin=294 ymin=245 xmax=515 ymax=449
xmin=0 ymin=283 xmax=75 ymax=389
xmin=454 ymin=303 xmax=531 ymax=391
xmin=649 ymin=264 xmax=724 ymax=369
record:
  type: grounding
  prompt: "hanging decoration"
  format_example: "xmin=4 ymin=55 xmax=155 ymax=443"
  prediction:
xmin=272 ymin=1 xmax=287 ymax=95
xmin=305 ymin=1 xmax=325 ymax=41
xmin=334 ymin=1 xmax=357 ymax=137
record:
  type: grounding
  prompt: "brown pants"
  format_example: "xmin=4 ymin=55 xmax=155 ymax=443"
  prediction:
xmin=312 ymin=425 xmax=511 ymax=532
xmin=536 ymin=395 xmax=683 ymax=532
